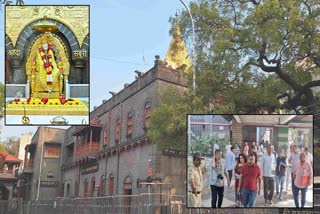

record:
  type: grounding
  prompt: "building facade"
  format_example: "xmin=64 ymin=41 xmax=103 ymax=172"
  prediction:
xmin=60 ymin=21 xmax=190 ymax=198
xmin=19 ymin=127 xmax=65 ymax=201
xmin=61 ymin=56 xmax=188 ymax=199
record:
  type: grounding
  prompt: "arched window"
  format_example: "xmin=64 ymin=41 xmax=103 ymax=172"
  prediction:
xmin=123 ymin=176 xmax=132 ymax=195
xmin=104 ymin=128 xmax=109 ymax=145
xmin=144 ymin=102 xmax=151 ymax=128
xmin=90 ymin=177 xmax=95 ymax=197
xmin=123 ymin=176 xmax=133 ymax=214
xmin=83 ymin=178 xmax=88 ymax=197
xmin=109 ymin=174 xmax=114 ymax=196
xmin=66 ymin=183 xmax=70 ymax=197
xmin=115 ymin=119 xmax=121 ymax=142
xmin=127 ymin=112 xmax=133 ymax=136
xmin=99 ymin=175 xmax=105 ymax=197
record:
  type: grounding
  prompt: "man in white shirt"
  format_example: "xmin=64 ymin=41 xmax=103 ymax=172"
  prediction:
xmin=261 ymin=144 xmax=276 ymax=206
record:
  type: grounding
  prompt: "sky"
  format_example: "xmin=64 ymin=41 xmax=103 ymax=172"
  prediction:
xmin=0 ymin=0 xmax=193 ymax=140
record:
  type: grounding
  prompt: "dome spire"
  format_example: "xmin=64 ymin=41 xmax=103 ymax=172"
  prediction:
xmin=164 ymin=12 xmax=191 ymax=72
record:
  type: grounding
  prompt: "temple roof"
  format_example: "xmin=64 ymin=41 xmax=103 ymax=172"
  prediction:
xmin=164 ymin=18 xmax=192 ymax=72
xmin=0 ymin=151 xmax=21 ymax=163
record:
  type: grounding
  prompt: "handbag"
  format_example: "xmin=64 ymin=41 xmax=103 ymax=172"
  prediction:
xmin=301 ymin=175 xmax=309 ymax=186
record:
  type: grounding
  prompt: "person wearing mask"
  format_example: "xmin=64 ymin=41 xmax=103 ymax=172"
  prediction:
xmin=275 ymin=148 xmax=287 ymax=200
xmin=237 ymin=153 xmax=262 ymax=207
xmin=234 ymin=153 xmax=247 ymax=207
xmin=210 ymin=149 xmax=230 ymax=208
xmin=188 ymin=153 xmax=204 ymax=207
xmin=261 ymin=144 xmax=276 ymax=206
xmin=292 ymin=152 xmax=313 ymax=208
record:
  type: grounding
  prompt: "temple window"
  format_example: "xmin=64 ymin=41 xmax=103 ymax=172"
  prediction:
xmin=144 ymin=102 xmax=151 ymax=128
xmin=127 ymin=112 xmax=133 ymax=136
xmin=44 ymin=144 xmax=61 ymax=158
xmin=115 ymin=119 xmax=121 ymax=142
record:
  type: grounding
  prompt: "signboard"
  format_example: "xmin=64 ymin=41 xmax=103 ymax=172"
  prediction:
xmin=81 ymin=162 xmax=99 ymax=175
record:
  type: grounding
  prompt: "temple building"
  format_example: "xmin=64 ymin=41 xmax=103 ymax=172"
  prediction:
xmin=17 ymin=17 xmax=191 ymax=202
xmin=0 ymin=151 xmax=21 ymax=200
xmin=60 ymin=19 xmax=191 ymax=199
xmin=5 ymin=6 xmax=89 ymax=125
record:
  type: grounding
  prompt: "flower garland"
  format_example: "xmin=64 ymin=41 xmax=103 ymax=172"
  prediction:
xmin=38 ymin=45 xmax=54 ymax=85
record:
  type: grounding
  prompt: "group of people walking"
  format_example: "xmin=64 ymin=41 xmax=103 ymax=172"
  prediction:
xmin=188 ymin=142 xmax=313 ymax=208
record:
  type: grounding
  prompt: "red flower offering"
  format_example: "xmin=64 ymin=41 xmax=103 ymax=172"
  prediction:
xmin=41 ymin=97 xmax=48 ymax=104
xmin=60 ymin=97 xmax=66 ymax=104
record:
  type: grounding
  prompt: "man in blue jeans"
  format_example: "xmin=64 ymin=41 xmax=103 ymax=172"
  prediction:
xmin=275 ymin=148 xmax=287 ymax=200
xmin=237 ymin=154 xmax=262 ymax=207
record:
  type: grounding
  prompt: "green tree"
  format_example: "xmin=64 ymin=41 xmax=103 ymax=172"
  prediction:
xmin=178 ymin=0 xmax=320 ymax=131
xmin=148 ymin=86 xmax=207 ymax=151
xmin=3 ymin=137 xmax=20 ymax=157
xmin=0 ymin=143 xmax=7 ymax=153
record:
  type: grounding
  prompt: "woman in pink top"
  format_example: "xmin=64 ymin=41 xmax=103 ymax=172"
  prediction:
xmin=292 ymin=152 xmax=313 ymax=208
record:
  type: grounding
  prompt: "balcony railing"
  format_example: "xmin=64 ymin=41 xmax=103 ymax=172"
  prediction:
xmin=74 ymin=142 xmax=100 ymax=160
xmin=0 ymin=169 xmax=17 ymax=178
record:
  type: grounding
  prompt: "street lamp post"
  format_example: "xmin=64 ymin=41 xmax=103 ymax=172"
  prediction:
xmin=179 ymin=0 xmax=196 ymax=94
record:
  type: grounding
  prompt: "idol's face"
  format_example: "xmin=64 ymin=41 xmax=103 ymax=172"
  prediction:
xmin=42 ymin=42 xmax=48 ymax=51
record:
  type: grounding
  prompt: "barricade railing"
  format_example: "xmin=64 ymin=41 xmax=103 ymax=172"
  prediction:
xmin=0 ymin=194 xmax=186 ymax=214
